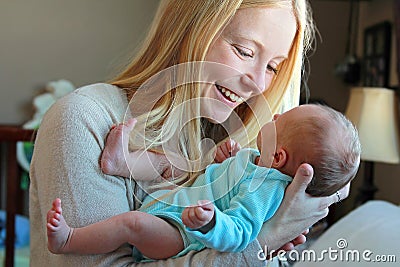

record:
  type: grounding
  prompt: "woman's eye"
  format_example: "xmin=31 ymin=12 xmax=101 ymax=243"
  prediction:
xmin=267 ymin=65 xmax=278 ymax=75
xmin=234 ymin=46 xmax=253 ymax=58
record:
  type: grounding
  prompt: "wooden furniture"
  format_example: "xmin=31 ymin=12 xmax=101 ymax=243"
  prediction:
xmin=0 ymin=126 xmax=35 ymax=267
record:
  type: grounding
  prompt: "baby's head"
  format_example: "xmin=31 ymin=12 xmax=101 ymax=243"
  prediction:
xmin=257 ymin=104 xmax=361 ymax=197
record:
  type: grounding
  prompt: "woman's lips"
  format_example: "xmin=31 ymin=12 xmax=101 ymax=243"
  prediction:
xmin=215 ymin=84 xmax=244 ymax=104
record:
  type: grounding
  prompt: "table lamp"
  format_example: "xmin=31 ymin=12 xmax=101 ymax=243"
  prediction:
xmin=345 ymin=87 xmax=400 ymax=205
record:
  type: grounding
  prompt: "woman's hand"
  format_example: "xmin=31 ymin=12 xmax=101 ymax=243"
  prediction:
xmin=257 ymin=163 xmax=348 ymax=256
xmin=267 ymin=229 xmax=309 ymax=259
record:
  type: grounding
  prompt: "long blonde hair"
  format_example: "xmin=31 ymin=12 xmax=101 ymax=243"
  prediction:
xmin=110 ymin=0 xmax=315 ymax=184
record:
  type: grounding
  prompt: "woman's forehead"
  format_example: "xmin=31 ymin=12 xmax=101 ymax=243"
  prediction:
xmin=226 ymin=7 xmax=296 ymax=57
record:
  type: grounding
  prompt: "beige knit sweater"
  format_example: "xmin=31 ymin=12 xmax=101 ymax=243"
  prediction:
xmin=29 ymin=83 xmax=266 ymax=266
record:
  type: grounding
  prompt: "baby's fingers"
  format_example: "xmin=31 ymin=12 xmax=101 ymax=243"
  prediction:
xmin=182 ymin=202 xmax=214 ymax=229
xmin=197 ymin=200 xmax=214 ymax=212
xmin=220 ymin=141 xmax=231 ymax=157
xmin=182 ymin=207 xmax=195 ymax=228
xmin=215 ymin=149 xmax=228 ymax=163
xmin=231 ymin=141 xmax=241 ymax=155
xmin=194 ymin=206 xmax=212 ymax=222
xmin=124 ymin=118 xmax=137 ymax=129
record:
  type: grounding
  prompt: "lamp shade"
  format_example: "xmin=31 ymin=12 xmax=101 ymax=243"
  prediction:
xmin=345 ymin=87 xmax=400 ymax=163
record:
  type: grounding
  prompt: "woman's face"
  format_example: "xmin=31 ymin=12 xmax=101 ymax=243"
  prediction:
xmin=201 ymin=7 xmax=296 ymax=123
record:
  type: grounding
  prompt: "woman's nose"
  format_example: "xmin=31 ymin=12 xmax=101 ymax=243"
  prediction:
xmin=245 ymin=66 xmax=268 ymax=95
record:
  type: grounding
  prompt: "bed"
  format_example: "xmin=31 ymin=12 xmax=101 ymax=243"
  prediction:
xmin=293 ymin=200 xmax=400 ymax=266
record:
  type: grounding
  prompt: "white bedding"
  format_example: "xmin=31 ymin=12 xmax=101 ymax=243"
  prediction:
xmin=293 ymin=200 xmax=400 ymax=266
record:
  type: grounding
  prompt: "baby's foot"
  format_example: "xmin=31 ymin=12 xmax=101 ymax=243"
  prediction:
xmin=101 ymin=118 xmax=136 ymax=177
xmin=46 ymin=198 xmax=72 ymax=254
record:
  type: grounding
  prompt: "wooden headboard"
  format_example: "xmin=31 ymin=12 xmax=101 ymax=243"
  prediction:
xmin=0 ymin=126 xmax=36 ymax=267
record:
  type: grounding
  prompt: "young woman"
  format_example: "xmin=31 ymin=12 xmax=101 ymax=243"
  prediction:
xmin=30 ymin=1 xmax=348 ymax=266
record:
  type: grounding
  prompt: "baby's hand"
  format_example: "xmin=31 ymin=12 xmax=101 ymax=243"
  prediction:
xmin=214 ymin=139 xmax=241 ymax=163
xmin=182 ymin=200 xmax=214 ymax=230
xmin=161 ymin=165 xmax=185 ymax=180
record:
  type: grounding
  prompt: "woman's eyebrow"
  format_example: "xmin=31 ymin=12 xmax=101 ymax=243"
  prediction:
xmin=234 ymin=33 xmax=264 ymax=48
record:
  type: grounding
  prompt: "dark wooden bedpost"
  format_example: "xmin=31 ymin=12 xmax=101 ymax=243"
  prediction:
xmin=0 ymin=126 xmax=35 ymax=267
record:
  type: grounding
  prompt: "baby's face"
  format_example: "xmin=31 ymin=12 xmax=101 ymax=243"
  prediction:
xmin=256 ymin=118 xmax=278 ymax=168
xmin=256 ymin=105 xmax=313 ymax=168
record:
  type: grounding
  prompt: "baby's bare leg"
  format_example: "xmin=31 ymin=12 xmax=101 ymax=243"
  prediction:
xmin=101 ymin=118 xmax=136 ymax=177
xmin=47 ymin=199 xmax=183 ymax=258
xmin=128 ymin=212 xmax=184 ymax=259
xmin=47 ymin=197 xmax=133 ymax=255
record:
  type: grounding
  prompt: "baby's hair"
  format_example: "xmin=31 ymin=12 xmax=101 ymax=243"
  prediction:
xmin=284 ymin=104 xmax=361 ymax=197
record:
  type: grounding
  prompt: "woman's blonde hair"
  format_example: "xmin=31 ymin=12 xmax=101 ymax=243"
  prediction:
xmin=110 ymin=0 xmax=315 ymax=185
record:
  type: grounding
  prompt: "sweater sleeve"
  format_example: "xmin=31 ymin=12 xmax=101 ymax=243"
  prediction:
xmin=29 ymin=89 xmax=141 ymax=266
xmin=185 ymin=172 xmax=288 ymax=252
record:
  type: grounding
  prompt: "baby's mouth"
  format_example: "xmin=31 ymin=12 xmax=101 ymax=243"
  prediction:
xmin=215 ymin=84 xmax=244 ymax=104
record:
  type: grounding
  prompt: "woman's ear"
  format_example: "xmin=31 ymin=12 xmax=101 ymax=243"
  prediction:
xmin=272 ymin=148 xmax=287 ymax=169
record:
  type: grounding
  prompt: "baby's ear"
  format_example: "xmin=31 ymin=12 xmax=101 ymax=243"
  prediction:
xmin=272 ymin=148 xmax=287 ymax=169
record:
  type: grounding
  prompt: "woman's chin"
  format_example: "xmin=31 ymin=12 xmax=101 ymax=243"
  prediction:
xmin=204 ymin=112 xmax=231 ymax=124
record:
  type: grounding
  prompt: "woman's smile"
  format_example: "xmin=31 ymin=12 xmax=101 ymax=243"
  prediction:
xmin=215 ymin=83 xmax=244 ymax=105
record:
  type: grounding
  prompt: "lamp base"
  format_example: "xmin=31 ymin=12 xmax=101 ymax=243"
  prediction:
xmin=354 ymin=161 xmax=378 ymax=207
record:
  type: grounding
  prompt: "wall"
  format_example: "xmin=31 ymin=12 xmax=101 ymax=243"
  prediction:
xmin=356 ymin=0 xmax=400 ymax=208
xmin=309 ymin=0 xmax=400 ymax=220
xmin=307 ymin=0 xmax=352 ymax=111
xmin=0 ymin=0 xmax=160 ymax=124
